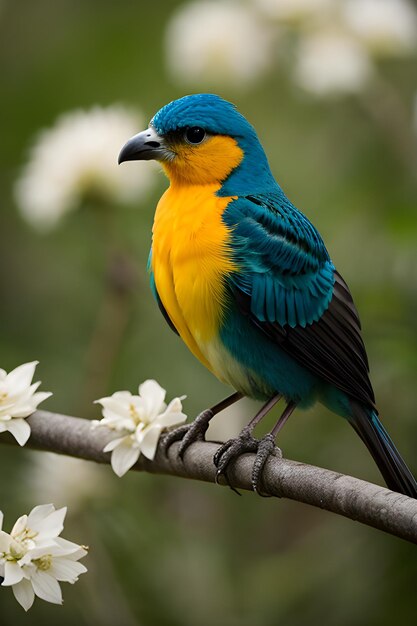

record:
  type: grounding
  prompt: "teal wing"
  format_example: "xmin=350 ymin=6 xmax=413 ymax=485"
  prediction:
xmin=223 ymin=194 xmax=375 ymax=409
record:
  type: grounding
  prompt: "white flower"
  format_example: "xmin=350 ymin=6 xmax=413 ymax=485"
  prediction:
xmin=253 ymin=0 xmax=335 ymax=23
xmin=0 ymin=505 xmax=88 ymax=611
xmin=1 ymin=504 xmax=66 ymax=558
xmin=165 ymin=0 xmax=275 ymax=89
xmin=14 ymin=105 xmax=156 ymax=231
xmin=342 ymin=0 xmax=417 ymax=57
xmin=94 ymin=379 xmax=187 ymax=477
xmin=295 ymin=29 xmax=373 ymax=96
xmin=0 ymin=361 xmax=52 ymax=446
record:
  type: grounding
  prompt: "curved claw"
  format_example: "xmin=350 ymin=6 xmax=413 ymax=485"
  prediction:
xmin=215 ymin=468 xmax=242 ymax=495
xmin=160 ymin=408 xmax=214 ymax=460
xmin=213 ymin=437 xmax=235 ymax=467
xmin=213 ymin=428 xmax=259 ymax=490
xmin=251 ymin=434 xmax=280 ymax=495
xmin=178 ymin=426 xmax=205 ymax=460
xmin=160 ymin=424 xmax=191 ymax=458
xmin=215 ymin=468 xmax=226 ymax=486
xmin=213 ymin=430 xmax=283 ymax=496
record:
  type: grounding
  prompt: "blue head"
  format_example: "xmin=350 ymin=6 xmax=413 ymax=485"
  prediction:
xmin=152 ymin=93 xmax=255 ymax=138
xmin=119 ymin=94 xmax=278 ymax=195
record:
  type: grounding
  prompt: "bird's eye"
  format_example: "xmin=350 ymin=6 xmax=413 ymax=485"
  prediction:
xmin=185 ymin=127 xmax=206 ymax=145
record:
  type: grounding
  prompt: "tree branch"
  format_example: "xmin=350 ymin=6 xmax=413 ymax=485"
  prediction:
xmin=2 ymin=410 xmax=417 ymax=544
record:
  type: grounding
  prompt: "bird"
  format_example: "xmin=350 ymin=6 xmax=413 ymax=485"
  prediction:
xmin=118 ymin=93 xmax=417 ymax=498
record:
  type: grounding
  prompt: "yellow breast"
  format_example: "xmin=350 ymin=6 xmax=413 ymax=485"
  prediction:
xmin=151 ymin=182 xmax=237 ymax=372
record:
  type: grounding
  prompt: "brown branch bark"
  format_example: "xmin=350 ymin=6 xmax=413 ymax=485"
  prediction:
xmin=2 ymin=410 xmax=417 ymax=544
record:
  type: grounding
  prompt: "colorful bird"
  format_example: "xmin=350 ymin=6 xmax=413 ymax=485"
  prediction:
xmin=119 ymin=94 xmax=417 ymax=497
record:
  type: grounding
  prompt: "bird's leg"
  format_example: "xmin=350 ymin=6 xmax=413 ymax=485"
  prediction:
xmin=252 ymin=401 xmax=297 ymax=495
xmin=161 ymin=391 xmax=243 ymax=460
xmin=213 ymin=394 xmax=282 ymax=487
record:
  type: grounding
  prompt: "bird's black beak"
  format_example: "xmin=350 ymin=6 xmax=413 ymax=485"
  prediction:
xmin=118 ymin=127 xmax=169 ymax=164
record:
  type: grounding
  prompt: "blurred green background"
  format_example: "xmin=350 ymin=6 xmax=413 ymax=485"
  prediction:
xmin=1 ymin=0 xmax=417 ymax=624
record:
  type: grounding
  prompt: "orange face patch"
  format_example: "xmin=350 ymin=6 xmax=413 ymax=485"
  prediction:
xmin=162 ymin=135 xmax=244 ymax=186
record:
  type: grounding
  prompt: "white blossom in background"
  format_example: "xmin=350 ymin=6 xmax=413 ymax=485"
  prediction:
xmin=0 ymin=504 xmax=88 ymax=611
xmin=27 ymin=452 xmax=109 ymax=512
xmin=0 ymin=361 xmax=52 ymax=446
xmin=342 ymin=0 xmax=417 ymax=57
xmin=15 ymin=106 xmax=156 ymax=232
xmin=294 ymin=29 xmax=373 ymax=96
xmin=253 ymin=0 xmax=335 ymax=23
xmin=165 ymin=0 xmax=275 ymax=89
xmin=93 ymin=379 xmax=187 ymax=477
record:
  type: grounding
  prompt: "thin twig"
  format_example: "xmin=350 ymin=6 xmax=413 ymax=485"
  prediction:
xmin=2 ymin=410 xmax=417 ymax=544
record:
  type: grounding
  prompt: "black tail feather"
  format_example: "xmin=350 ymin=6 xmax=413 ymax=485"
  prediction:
xmin=348 ymin=403 xmax=417 ymax=499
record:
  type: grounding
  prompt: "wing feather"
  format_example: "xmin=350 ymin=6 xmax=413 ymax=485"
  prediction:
xmin=224 ymin=195 xmax=375 ymax=410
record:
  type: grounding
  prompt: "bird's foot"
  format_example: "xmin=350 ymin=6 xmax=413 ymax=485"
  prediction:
xmin=213 ymin=430 xmax=282 ymax=495
xmin=252 ymin=434 xmax=282 ymax=496
xmin=213 ymin=427 xmax=258 ymax=494
xmin=160 ymin=408 xmax=214 ymax=460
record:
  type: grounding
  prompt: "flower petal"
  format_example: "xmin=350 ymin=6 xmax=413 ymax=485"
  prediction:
xmin=28 ymin=505 xmax=66 ymax=539
xmin=11 ymin=514 xmax=29 ymax=537
xmin=100 ymin=410 xmax=136 ymax=431
xmin=165 ymin=397 xmax=184 ymax=412
xmin=110 ymin=441 xmax=140 ymax=477
xmin=49 ymin=557 xmax=87 ymax=582
xmin=25 ymin=504 xmax=55 ymax=526
xmin=0 ymin=530 xmax=10 ymax=551
xmin=12 ymin=578 xmax=35 ymax=611
xmin=29 ymin=381 xmax=41 ymax=394
xmin=6 ymin=362 xmax=38 ymax=391
xmin=31 ymin=570 xmax=62 ymax=605
xmin=139 ymin=425 xmax=162 ymax=461
xmin=3 ymin=561 xmax=25 ymax=586
xmin=95 ymin=392 xmax=132 ymax=414
xmin=139 ymin=380 xmax=166 ymax=419
xmin=103 ymin=435 xmax=126 ymax=453
xmin=6 ymin=406 xmax=37 ymax=419
xmin=155 ymin=410 xmax=187 ymax=429
xmin=54 ymin=537 xmax=88 ymax=559
xmin=109 ymin=390 xmax=133 ymax=401
xmin=5 ymin=419 xmax=31 ymax=446
xmin=31 ymin=391 xmax=53 ymax=408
